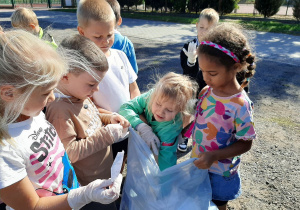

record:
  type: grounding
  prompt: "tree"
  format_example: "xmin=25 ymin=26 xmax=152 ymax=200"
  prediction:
xmin=187 ymin=0 xmax=206 ymax=13
xmin=217 ymin=0 xmax=240 ymax=15
xmin=134 ymin=0 xmax=144 ymax=10
xmin=145 ymin=0 xmax=164 ymax=12
xmin=190 ymin=0 xmax=238 ymax=15
xmin=173 ymin=0 xmax=186 ymax=13
xmin=293 ymin=0 xmax=300 ymax=21
xmin=119 ymin=0 xmax=135 ymax=10
xmin=255 ymin=0 xmax=284 ymax=18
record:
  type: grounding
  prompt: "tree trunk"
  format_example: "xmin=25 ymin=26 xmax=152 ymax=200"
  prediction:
xmin=218 ymin=0 xmax=222 ymax=13
xmin=165 ymin=0 xmax=168 ymax=12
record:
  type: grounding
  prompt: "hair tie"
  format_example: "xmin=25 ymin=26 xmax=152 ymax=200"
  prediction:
xmin=249 ymin=62 xmax=255 ymax=66
xmin=200 ymin=41 xmax=240 ymax=63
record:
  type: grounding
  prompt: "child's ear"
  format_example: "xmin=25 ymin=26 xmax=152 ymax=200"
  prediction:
xmin=77 ymin=26 xmax=85 ymax=36
xmin=0 ymin=85 xmax=16 ymax=102
xmin=117 ymin=17 xmax=122 ymax=26
xmin=233 ymin=63 xmax=244 ymax=72
xmin=29 ymin=24 xmax=36 ymax=30
xmin=61 ymin=74 xmax=70 ymax=84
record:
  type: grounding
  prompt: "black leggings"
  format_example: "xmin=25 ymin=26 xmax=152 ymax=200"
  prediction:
xmin=212 ymin=199 xmax=228 ymax=206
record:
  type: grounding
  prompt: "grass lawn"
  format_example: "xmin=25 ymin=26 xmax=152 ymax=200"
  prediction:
xmin=50 ymin=9 xmax=300 ymax=35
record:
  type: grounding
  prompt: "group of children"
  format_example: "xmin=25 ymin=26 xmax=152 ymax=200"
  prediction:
xmin=0 ymin=1 xmax=256 ymax=210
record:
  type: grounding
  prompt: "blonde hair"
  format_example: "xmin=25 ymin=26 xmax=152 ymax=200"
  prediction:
xmin=59 ymin=34 xmax=108 ymax=82
xmin=77 ymin=0 xmax=115 ymax=28
xmin=148 ymin=72 xmax=198 ymax=115
xmin=11 ymin=8 xmax=39 ymax=30
xmin=106 ymin=0 xmax=121 ymax=24
xmin=199 ymin=8 xmax=219 ymax=25
xmin=0 ymin=30 xmax=67 ymax=143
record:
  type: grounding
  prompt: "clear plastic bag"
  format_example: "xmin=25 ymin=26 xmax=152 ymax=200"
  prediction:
xmin=120 ymin=128 xmax=217 ymax=210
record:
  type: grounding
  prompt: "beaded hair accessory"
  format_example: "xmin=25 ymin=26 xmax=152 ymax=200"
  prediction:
xmin=200 ymin=41 xmax=240 ymax=63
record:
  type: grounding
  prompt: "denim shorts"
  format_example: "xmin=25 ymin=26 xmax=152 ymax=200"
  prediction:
xmin=209 ymin=172 xmax=242 ymax=201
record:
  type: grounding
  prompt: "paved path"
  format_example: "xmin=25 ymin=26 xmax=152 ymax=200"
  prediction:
xmin=1 ymin=9 xmax=298 ymax=66
xmin=0 ymin=9 xmax=299 ymax=92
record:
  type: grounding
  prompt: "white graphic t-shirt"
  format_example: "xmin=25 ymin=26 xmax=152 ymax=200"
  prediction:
xmin=0 ymin=113 xmax=65 ymax=208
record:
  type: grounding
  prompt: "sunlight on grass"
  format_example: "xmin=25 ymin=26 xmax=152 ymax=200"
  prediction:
xmin=270 ymin=117 xmax=300 ymax=132
xmin=49 ymin=9 xmax=299 ymax=35
xmin=239 ymin=20 xmax=300 ymax=35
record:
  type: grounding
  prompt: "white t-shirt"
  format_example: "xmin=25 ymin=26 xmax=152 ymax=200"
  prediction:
xmin=93 ymin=49 xmax=137 ymax=112
xmin=0 ymin=113 xmax=65 ymax=208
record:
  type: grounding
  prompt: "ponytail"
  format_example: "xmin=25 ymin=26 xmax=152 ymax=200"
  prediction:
xmin=240 ymin=53 xmax=256 ymax=89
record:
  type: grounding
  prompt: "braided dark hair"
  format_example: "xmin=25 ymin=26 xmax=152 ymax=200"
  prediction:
xmin=198 ymin=23 xmax=256 ymax=89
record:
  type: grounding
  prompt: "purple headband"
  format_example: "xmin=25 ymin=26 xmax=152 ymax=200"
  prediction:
xmin=200 ymin=41 xmax=240 ymax=63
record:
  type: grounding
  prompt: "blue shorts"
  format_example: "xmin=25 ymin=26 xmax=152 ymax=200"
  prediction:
xmin=209 ymin=172 xmax=242 ymax=201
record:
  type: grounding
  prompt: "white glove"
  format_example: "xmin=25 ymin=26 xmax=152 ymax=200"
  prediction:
xmin=182 ymin=42 xmax=198 ymax=64
xmin=106 ymin=124 xmax=129 ymax=143
xmin=136 ymin=123 xmax=160 ymax=155
xmin=67 ymin=174 xmax=123 ymax=210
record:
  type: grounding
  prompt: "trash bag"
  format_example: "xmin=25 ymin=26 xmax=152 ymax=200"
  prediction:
xmin=120 ymin=128 xmax=217 ymax=210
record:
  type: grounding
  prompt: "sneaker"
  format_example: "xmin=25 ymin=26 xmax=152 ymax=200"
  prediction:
xmin=177 ymin=137 xmax=188 ymax=152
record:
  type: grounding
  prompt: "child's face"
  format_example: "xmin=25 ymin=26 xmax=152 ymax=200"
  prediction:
xmin=151 ymin=95 xmax=179 ymax=122
xmin=198 ymin=54 xmax=237 ymax=92
xmin=78 ymin=19 xmax=115 ymax=56
xmin=21 ymin=81 xmax=58 ymax=120
xmin=196 ymin=17 xmax=215 ymax=39
xmin=63 ymin=70 xmax=106 ymax=100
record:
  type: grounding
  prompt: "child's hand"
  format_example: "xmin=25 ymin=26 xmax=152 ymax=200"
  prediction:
xmin=136 ymin=123 xmax=160 ymax=155
xmin=194 ymin=152 xmax=215 ymax=169
xmin=110 ymin=113 xmax=130 ymax=128
xmin=183 ymin=42 xmax=198 ymax=64
xmin=67 ymin=174 xmax=122 ymax=209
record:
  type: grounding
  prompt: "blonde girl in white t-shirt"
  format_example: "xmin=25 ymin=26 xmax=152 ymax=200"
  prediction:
xmin=0 ymin=30 xmax=122 ymax=210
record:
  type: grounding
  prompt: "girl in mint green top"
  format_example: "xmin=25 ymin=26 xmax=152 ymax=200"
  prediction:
xmin=119 ymin=72 xmax=197 ymax=171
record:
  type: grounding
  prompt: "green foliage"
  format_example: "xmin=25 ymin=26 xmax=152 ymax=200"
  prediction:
xmin=145 ymin=0 xmax=164 ymax=11
xmin=218 ymin=0 xmax=240 ymax=15
xmin=186 ymin=0 xmax=239 ymax=15
xmin=240 ymin=20 xmax=300 ymax=35
xmin=293 ymin=0 xmax=300 ymax=21
xmin=135 ymin=0 xmax=144 ymax=7
xmin=173 ymin=0 xmax=187 ymax=13
xmin=119 ymin=0 xmax=135 ymax=8
xmin=255 ymin=0 xmax=284 ymax=18
xmin=187 ymin=0 xmax=209 ymax=13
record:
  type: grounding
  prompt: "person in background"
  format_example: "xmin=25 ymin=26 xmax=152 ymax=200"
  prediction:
xmin=107 ymin=0 xmax=139 ymax=74
xmin=0 ymin=30 xmax=122 ymax=210
xmin=188 ymin=23 xmax=256 ymax=210
xmin=10 ymin=7 xmax=57 ymax=48
xmin=178 ymin=8 xmax=219 ymax=153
